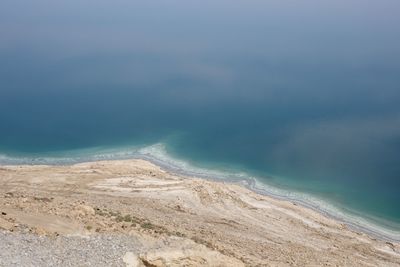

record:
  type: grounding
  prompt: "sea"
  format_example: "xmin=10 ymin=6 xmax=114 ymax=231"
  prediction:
xmin=1 ymin=0 xmax=400 ymax=240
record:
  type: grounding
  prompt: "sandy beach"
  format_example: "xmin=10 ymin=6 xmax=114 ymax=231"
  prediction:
xmin=0 ymin=159 xmax=399 ymax=266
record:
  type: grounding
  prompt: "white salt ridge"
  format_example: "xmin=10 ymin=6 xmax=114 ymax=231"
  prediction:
xmin=1 ymin=143 xmax=400 ymax=242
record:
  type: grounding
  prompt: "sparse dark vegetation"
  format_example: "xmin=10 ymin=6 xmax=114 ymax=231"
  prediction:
xmin=192 ymin=236 xmax=213 ymax=248
xmin=94 ymin=209 xmax=108 ymax=216
xmin=140 ymin=222 xmax=154 ymax=229
xmin=173 ymin=231 xmax=186 ymax=237
xmin=116 ymin=215 xmax=124 ymax=222
xmin=108 ymin=211 xmax=119 ymax=217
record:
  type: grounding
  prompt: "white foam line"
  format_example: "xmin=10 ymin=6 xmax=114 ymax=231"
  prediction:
xmin=1 ymin=143 xmax=400 ymax=242
xmin=136 ymin=144 xmax=400 ymax=242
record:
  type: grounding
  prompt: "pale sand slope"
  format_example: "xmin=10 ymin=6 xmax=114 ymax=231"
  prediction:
xmin=0 ymin=159 xmax=399 ymax=266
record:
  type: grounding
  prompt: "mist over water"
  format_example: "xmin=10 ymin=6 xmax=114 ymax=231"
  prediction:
xmin=1 ymin=1 xmax=400 ymax=229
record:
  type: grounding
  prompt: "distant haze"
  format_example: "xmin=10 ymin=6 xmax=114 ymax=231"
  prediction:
xmin=1 ymin=0 xmax=400 ymax=225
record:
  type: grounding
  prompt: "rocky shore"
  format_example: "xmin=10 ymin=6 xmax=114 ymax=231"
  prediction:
xmin=0 ymin=159 xmax=399 ymax=266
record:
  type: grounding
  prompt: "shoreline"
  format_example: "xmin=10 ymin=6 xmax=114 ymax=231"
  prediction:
xmin=139 ymin=154 xmax=400 ymax=243
xmin=1 ymin=158 xmax=400 ymax=265
xmin=1 ymin=143 xmax=400 ymax=243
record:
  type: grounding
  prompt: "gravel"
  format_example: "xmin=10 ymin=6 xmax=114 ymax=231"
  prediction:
xmin=0 ymin=231 xmax=142 ymax=267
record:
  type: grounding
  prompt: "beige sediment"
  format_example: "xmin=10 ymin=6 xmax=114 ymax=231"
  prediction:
xmin=0 ymin=159 xmax=399 ymax=266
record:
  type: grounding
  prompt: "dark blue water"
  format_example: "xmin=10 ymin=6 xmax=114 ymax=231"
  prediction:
xmin=1 ymin=0 xmax=400 ymax=235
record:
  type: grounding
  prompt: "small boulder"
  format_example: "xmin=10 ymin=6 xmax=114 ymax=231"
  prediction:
xmin=123 ymin=252 xmax=143 ymax=267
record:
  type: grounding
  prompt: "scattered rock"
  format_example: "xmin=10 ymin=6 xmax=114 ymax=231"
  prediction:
xmin=33 ymin=197 xmax=52 ymax=202
xmin=75 ymin=205 xmax=95 ymax=216
xmin=386 ymin=242 xmax=396 ymax=251
xmin=138 ymin=241 xmax=245 ymax=267
xmin=175 ymin=205 xmax=184 ymax=212
xmin=0 ymin=159 xmax=399 ymax=267
xmin=123 ymin=251 xmax=142 ymax=267
xmin=32 ymin=227 xmax=47 ymax=236
xmin=0 ymin=218 xmax=13 ymax=231
xmin=4 ymin=192 xmax=14 ymax=198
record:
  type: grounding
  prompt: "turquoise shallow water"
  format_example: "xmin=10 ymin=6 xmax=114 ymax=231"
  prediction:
xmin=1 ymin=0 xmax=400 ymax=238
